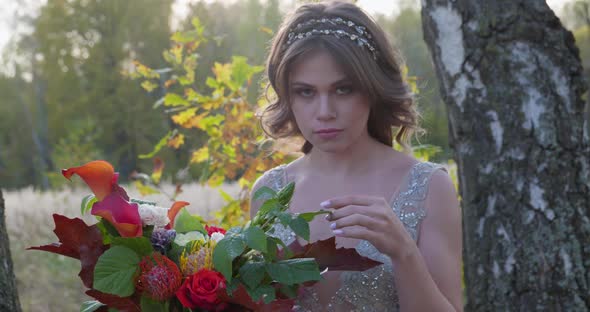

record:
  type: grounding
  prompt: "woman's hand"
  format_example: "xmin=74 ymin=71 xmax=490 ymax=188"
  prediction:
xmin=322 ymin=195 xmax=417 ymax=262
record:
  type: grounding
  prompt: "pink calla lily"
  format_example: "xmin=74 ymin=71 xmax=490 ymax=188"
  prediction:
xmin=91 ymin=192 xmax=142 ymax=237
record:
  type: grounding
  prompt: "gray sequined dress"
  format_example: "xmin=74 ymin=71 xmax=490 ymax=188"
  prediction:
xmin=258 ymin=161 xmax=446 ymax=312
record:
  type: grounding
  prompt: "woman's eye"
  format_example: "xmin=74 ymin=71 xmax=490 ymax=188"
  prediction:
xmin=335 ymin=86 xmax=353 ymax=95
xmin=296 ymin=89 xmax=315 ymax=97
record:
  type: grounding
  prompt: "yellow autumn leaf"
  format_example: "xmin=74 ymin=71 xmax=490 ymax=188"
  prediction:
xmin=172 ymin=108 xmax=197 ymax=126
xmin=191 ymin=146 xmax=209 ymax=163
xmin=134 ymin=181 xmax=160 ymax=196
xmin=167 ymin=133 xmax=185 ymax=149
xmin=208 ymin=173 xmax=224 ymax=187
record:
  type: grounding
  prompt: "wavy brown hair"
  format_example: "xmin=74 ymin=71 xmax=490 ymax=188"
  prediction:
xmin=259 ymin=1 xmax=422 ymax=154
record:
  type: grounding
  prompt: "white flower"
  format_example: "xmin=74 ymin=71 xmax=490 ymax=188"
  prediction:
xmin=174 ymin=231 xmax=206 ymax=246
xmin=138 ymin=204 xmax=170 ymax=227
xmin=210 ymin=232 xmax=225 ymax=243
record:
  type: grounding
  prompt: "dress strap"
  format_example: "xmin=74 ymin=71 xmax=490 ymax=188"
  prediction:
xmin=391 ymin=162 xmax=447 ymax=241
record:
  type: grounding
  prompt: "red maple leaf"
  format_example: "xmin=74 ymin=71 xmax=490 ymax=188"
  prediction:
xmin=86 ymin=289 xmax=141 ymax=312
xmin=218 ymin=284 xmax=296 ymax=312
xmin=28 ymin=214 xmax=108 ymax=288
xmin=289 ymin=237 xmax=383 ymax=271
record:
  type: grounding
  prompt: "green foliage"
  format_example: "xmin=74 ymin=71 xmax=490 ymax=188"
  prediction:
xmin=174 ymin=208 xmax=206 ymax=234
xmin=140 ymin=295 xmax=169 ymax=312
xmin=109 ymin=237 xmax=154 ymax=257
xmin=80 ymin=300 xmax=105 ymax=312
xmin=265 ymin=259 xmax=321 ymax=285
xmin=80 ymin=194 xmax=97 ymax=215
xmin=212 ymin=231 xmax=247 ymax=282
xmin=92 ymin=246 xmax=140 ymax=297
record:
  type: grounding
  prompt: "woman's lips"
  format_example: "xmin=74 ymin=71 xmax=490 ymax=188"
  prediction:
xmin=314 ymin=129 xmax=343 ymax=139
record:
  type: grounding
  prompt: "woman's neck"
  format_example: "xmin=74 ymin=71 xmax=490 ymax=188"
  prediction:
xmin=303 ymin=135 xmax=391 ymax=178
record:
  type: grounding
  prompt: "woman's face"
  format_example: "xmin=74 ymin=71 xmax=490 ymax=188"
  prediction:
xmin=289 ymin=49 xmax=371 ymax=153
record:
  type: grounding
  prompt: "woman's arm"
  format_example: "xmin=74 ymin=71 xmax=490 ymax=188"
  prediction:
xmin=392 ymin=170 xmax=463 ymax=312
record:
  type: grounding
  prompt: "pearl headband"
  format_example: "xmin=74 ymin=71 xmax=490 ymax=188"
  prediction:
xmin=283 ymin=17 xmax=379 ymax=60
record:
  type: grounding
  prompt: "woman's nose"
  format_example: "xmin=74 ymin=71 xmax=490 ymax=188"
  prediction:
xmin=317 ymin=94 xmax=336 ymax=120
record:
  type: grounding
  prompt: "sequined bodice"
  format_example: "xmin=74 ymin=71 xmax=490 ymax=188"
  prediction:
xmin=260 ymin=161 xmax=445 ymax=312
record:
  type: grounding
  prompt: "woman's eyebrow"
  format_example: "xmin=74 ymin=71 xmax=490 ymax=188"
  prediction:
xmin=291 ymin=78 xmax=351 ymax=87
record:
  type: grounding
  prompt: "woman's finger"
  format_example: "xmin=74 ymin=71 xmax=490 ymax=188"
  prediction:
xmin=321 ymin=195 xmax=381 ymax=209
xmin=330 ymin=213 xmax=382 ymax=230
xmin=332 ymin=225 xmax=377 ymax=241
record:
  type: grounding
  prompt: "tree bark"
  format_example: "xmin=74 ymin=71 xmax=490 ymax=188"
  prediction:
xmin=421 ymin=1 xmax=590 ymax=311
xmin=0 ymin=189 xmax=22 ymax=312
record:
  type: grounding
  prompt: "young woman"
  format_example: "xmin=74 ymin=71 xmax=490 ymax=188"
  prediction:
xmin=250 ymin=2 xmax=462 ymax=311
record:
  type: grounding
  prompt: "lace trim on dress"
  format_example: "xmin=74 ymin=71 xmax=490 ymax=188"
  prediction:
xmin=261 ymin=161 xmax=446 ymax=312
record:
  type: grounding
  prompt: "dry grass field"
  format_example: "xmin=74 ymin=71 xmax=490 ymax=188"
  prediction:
xmin=4 ymin=182 xmax=241 ymax=312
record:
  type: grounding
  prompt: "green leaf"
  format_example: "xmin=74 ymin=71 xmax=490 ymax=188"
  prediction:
xmin=141 ymin=80 xmax=158 ymax=92
xmin=110 ymin=237 xmax=154 ymax=257
xmin=279 ymin=284 xmax=299 ymax=299
xmin=139 ymin=130 xmax=173 ymax=159
xmin=219 ymin=189 xmax=234 ymax=203
xmin=277 ymin=182 xmax=295 ymax=206
xmin=270 ymin=211 xmax=291 ymax=226
xmin=206 ymin=77 xmax=220 ymax=89
xmin=81 ymin=194 xmax=97 ymax=215
xmin=164 ymin=93 xmax=189 ymax=107
xmin=270 ymin=236 xmax=292 ymax=259
xmin=298 ymin=210 xmax=331 ymax=222
xmin=140 ymin=295 xmax=168 ymax=312
xmin=259 ymin=198 xmax=282 ymax=216
xmin=93 ymin=246 xmax=140 ymax=297
xmin=174 ymin=208 xmax=206 ymax=234
xmin=97 ymin=218 xmax=119 ymax=244
xmin=253 ymin=186 xmax=276 ymax=201
xmin=288 ymin=216 xmax=310 ymax=241
xmin=243 ymin=226 xmax=267 ymax=253
xmin=246 ymin=284 xmax=275 ymax=304
xmin=212 ymin=233 xmax=246 ymax=282
xmin=200 ymin=115 xmax=225 ymax=132
xmin=80 ymin=300 xmax=104 ymax=312
xmin=263 ymin=236 xmax=279 ymax=261
xmin=238 ymin=261 xmax=266 ymax=289
xmin=171 ymin=30 xmax=201 ymax=43
xmin=265 ymin=258 xmax=321 ymax=285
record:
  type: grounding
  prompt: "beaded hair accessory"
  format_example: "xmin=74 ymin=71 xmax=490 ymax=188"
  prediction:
xmin=283 ymin=17 xmax=379 ymax=60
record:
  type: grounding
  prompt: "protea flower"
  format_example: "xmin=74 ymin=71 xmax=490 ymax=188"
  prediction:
xmin=179 ymin=239 xmax=217 ymax=276
xmin=137 ymin=253 xmax=182 ymax=301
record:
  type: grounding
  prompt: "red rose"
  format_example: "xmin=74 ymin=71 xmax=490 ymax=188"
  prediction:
xmin=176 ymin=269 xmax=227 ymax=311
xmin=205 ymin=225 xmax=226 ymax=236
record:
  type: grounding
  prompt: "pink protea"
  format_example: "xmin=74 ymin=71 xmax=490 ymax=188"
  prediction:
xmin=137 ymin=253 xmax=182 ymax=301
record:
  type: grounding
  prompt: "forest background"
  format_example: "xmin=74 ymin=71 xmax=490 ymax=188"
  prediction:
xmin=1 ymin=0 xmax=589 ymax=311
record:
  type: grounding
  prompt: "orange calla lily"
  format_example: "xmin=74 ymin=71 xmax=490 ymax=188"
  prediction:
xmin=62 ymin=160 xmax=117 ymax=201
xmin=63 ymin=160 xmax=142 ymax=237
xmin=166 ymin=201 xmax=190 ymax=229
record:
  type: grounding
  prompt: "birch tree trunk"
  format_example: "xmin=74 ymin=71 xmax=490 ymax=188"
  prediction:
xmin=421 ymin=1 xmax=590 ymax=310
xmin=0 ymin=190 xmax=22 ymax=312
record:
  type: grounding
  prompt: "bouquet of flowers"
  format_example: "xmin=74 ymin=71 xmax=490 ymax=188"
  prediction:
xmin=29 ymin=160 xmax=381 ymax=311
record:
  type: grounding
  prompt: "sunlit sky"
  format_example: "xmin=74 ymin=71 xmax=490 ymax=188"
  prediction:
xmin=0 ymin=0 xmax=573 ymax=66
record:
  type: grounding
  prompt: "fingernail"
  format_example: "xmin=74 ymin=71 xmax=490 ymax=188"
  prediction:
xmin=330 ymin=223 xmax=336 ymax=230
xmin=332 ymin=229 xmax=343 ymax=235
xmin=320 ymin=200 xmax=331 ymax=208
xmin=324 ymin=214 xmax=331 ymax=220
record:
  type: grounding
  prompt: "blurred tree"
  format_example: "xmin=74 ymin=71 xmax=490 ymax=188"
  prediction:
xmin=423 ymin=0 xmax=590 ymax=309
xmin=24 ymin=0 xmax=174 ymax=181
xmin=0 ymin=190 xmax=21 ymax=312
xmin=562 ymin=0 xmax=590 ymax=141
xmin=378 ymin=4 xmax=450 ymax=160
